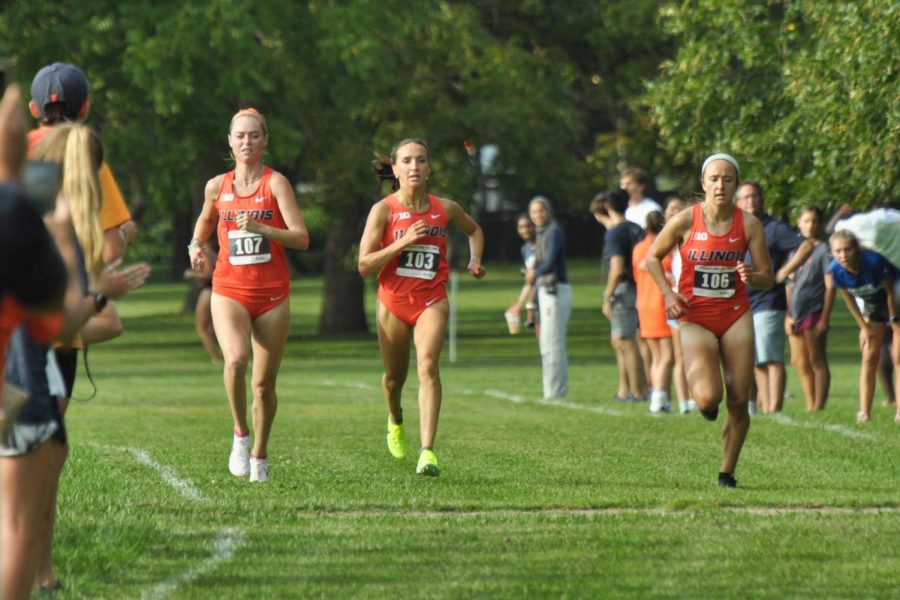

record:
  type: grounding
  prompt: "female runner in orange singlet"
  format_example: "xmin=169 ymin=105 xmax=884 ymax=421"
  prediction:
xmin=358 ymin=138 xmax=485 ymax=476
xmin=645 ymin=154 xmax=772 ymax=487
xmin=633 ymin=210 xmax=674 ymax=414
xmin=189 ymin=108 xmax=309 ymax=483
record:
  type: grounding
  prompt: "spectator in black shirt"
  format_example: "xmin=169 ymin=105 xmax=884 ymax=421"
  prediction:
xmin=592 ymin=189 xmax=647 ymax=402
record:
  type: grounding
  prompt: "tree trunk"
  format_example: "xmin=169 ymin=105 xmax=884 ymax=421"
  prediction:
xmin=318 ymin=197 xmax=369 ymax=335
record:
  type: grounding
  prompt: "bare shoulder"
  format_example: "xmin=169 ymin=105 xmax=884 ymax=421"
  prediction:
xmin=742 ymin=211 xmax=763 ymax=236
xmin=268 ymin=169 xmax=290 ymax=188
xmin=204 ymin=174 xmax=226 ymax=200
xmin=366 ymin=198 xmax=391 ymax=221
xmin=668 ymin=204 xmax=694 ymax=234
xmin=268 ymin=170 xmax=295 ymax=196
xmin=436 ymin=196 xmax=460 ymax=218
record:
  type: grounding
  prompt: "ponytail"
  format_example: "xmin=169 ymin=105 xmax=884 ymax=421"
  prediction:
xmin=64 ymin=126 xmax=105 ymax=285
xmin=371 ymin=154 xmax=398 ymax=190
xmin=34 ymin=123 xmax=105 ymax=285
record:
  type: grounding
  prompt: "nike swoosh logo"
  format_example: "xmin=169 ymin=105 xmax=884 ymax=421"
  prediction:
xmin=729 ymin=237 xmax=740 ymax=243
xmin=431 ymin=214 xmax=441 ymax=219
xmin=425 ymin=297 xmax=440 ymax=306
xmin=270 ymin=295 xmax=284 ymax=302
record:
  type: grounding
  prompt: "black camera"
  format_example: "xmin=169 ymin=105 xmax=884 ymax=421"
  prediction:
xmin=24 ymin=161 xmax=61 ymax=214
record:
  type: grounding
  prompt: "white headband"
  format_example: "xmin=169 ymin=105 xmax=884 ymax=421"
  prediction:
xmin=701 ymin=153 xmax=740 ymax=179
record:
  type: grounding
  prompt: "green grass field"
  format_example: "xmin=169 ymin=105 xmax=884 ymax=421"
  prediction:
xmin=54 ymin=261 xmax=898 ymax=598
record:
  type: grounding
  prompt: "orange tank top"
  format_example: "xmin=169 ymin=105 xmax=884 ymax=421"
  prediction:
xmin=633 ymin=234 xmax=672 ymax=335
xmin=678 ymin=203 xmax=749 ymax=312
xmin=213 ymin=168 xmax=290 ymax=292
xmin=378 ymin=194 xmax=449 ymax=296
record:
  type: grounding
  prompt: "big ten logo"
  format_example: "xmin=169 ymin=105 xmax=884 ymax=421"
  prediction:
xmin=393 ymin=211 xmax=412 ymax=223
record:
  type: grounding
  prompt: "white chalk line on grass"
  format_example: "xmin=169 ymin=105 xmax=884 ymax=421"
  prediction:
xmin=537 ymin=396 xmax=626 ymax=416
xmin=477 ymin=389 xmax=628 ymax=417
xmin=771 ymin=414 xmax=876 ymax=441
xmin=317 ymin=379 xmax=626 ymax=416
xmin=315 ymin=380 xmax=877 ymax=439
xmin=88 ymin=443 xmax=245 ymax=598
xmin=89 ymin=443 xmax=203 ymax=502
xmin=470 ymin=386 xmax=875 ymax=433
xmin=319 ymin=378 xmax=379 ymax=391
xmin=140 ymin=527 xmax=244 ymax=600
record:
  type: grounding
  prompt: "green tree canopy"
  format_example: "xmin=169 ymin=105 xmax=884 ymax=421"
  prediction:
xmin=644 ymin=0 xmax=899 ymax=214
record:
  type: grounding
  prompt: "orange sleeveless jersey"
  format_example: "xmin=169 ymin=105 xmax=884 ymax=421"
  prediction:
xmin=632 ymin=234 xmax=672 ymax=339
xmin=678 ymin=203 xmax=749 ymax=318
xmin=378 ymin=194 xmax=449 ymax=297
xmin=212 ymin=168 xmax=290 ymax=293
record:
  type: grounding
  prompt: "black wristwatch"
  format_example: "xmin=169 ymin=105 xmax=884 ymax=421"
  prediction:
xmin=94 ymin=292 xmax=108 ymax=313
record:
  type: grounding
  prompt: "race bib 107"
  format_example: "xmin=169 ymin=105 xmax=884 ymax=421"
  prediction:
xmin=228 ymin=229 xmax=271 ymax=265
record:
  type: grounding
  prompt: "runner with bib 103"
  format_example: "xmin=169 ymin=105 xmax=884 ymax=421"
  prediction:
xmin=358 ymin=138 xmax=485 ymax=477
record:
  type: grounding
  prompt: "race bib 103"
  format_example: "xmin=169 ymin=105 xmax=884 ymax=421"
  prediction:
xmin=396 ymin=244 xmax=440 ymax=280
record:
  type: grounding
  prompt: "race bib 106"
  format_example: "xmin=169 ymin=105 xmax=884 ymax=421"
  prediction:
xmin=692 ymin=265 xmax=736 ymax=298
xmin=396 ymin=244 xmax=440 ymax=280
xmin=228 ymin=229 xmax=271 ymax=265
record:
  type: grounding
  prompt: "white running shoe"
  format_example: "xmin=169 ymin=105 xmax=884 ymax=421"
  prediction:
xmin=687 ymin=399 xmax=698 ymax=413
xmin=229 ymin=434 xmax=251 ymax=477
xmin=249 ymin=457 xmax=269 ymax=482
xmin=748 ymin=400 xmax=757 ymax=416
xmin=649 ymin=390 xmax=668 ymax=414
xmin=679 ymin=400 xmax=690 ymax=415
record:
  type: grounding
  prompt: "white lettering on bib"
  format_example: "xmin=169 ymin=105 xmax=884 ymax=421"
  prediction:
xmin=396 ymin=244 xmax=440 ymax=280
xmin=692 ymin=265 xmax=736 ymax=298
xmin=228 ymin=229 xmax=271 ymax=265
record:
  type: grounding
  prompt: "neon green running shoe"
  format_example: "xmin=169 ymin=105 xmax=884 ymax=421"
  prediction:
xmin=416 ymin=449 xmax=440 ymax=477
xmin=386 ymin=418 xmax=409 ymax=459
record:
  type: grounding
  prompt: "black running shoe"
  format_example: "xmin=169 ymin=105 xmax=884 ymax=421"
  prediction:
xmin=700 ymin=406 xmax=719 ymax=421
xmin=718 ymin=472 xmax=737 ymax=488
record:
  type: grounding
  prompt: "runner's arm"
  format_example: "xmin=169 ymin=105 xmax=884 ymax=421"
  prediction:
xmin=775 ymin=239 xmax=814 ymax=284
xmin=646 ymin=210 xmax=690 ymax=317
xmin=188 ymin=176 xmax=222 ymax=268
xmin=358 ymin=201 xmax=426 ymax=277
xmin=445 ymin=199 xmax=484 ymax=278
xmin=245 ymin=172 xmax=309 ymax=250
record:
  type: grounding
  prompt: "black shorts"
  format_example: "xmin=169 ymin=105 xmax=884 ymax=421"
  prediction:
xmin=55 ymin=347 xmax=79 ymax=399
xmin=861 ymin=299 xmax=889 ymax=324
xmin=1 ymin=329 xmax=67 ymax=457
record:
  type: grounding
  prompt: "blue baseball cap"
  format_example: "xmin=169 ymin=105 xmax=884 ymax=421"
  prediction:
xmin=30 ymin=62 xmax=89 ymax=120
